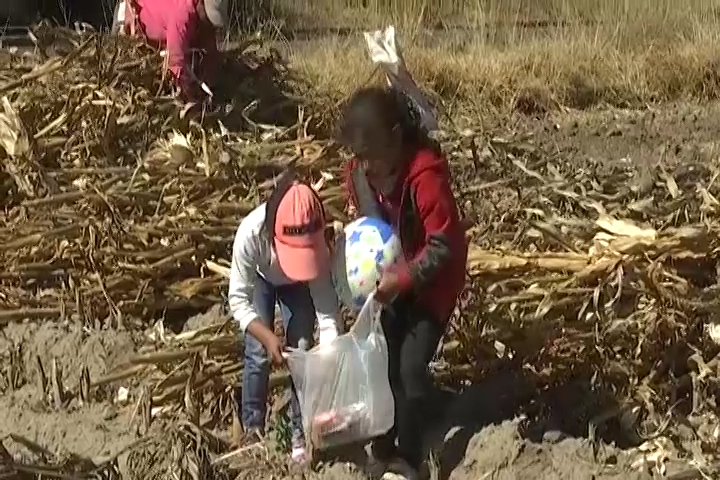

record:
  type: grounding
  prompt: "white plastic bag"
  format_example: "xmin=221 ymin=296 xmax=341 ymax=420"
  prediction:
xmin=285 ymin=294 xmax=394 ymax=450
xmin=363 ymin=25 xmax=439 ymax=133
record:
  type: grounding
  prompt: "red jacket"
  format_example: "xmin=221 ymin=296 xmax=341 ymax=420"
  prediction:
xmin=126 ymin=0 xmax=219 ymax=100
xmin=345 ymin=148 xmax=467 ymax=324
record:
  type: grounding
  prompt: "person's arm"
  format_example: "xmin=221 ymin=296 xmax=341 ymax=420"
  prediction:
xmin=344 ymin=160 xmax=385 ymax=220
xmin=228 ymin=222 xmax=284 ymax=363
xmin=392 ymin=169 xmax=461 ymax=293
xmin=165 ymin=6 xmax=199 ymax=100
xmin=196 ymin=24 xmax=219 ymax=90
xmin=307 ymin=270 xmax=343 ymax=345
xmin=228 ymin=223 xmax=261 ymax=330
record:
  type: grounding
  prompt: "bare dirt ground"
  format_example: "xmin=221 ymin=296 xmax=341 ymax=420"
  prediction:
xmin=4 ymin=101 xmax=719 ymax=479
xmin=0 ymin=322 xmax=140 ymax=462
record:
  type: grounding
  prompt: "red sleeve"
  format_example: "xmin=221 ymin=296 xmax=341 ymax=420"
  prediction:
xmin=393 ymin=167 xmax=460 ymax=293
xmin=165 ymin=5 xmax=198 ymax=100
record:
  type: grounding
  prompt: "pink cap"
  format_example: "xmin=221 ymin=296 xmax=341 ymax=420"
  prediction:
xmin=274 ymin=182 xmax=328 ymax=282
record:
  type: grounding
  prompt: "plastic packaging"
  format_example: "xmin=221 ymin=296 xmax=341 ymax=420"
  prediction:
xmin=363 ymin=25 xmax=439 ymax=133
xmin=285 ymin=294 xmax=394 ymax=450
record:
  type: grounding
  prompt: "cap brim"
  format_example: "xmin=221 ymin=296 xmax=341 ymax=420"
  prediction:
xmin=275 ymin=235 xmax=329 ymax=282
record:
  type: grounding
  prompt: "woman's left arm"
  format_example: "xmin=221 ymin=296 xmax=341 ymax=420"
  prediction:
xmin=392 ymin=170 xmax=462 ymax=293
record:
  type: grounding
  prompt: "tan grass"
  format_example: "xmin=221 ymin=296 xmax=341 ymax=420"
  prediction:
xmin=278 ymin=0 xmax=720 ymax=116
xmin=245 ymin=0 xmax=720 ymax=31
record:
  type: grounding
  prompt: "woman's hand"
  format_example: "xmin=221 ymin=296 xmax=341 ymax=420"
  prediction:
xmin=375 ymin=269 xmax=402 ymax=305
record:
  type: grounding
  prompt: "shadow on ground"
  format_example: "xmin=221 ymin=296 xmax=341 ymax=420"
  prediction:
xmin=431 ymin=366 xmax=640 ymax=480
xmin=316 ymin=363 xmax=639 ymax=480
xmin=211 ymin=44 xmax=301 ymax=133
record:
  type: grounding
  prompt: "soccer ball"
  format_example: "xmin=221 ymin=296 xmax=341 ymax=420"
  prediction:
xmin=332 ymin=216 xmax=403 ymax=311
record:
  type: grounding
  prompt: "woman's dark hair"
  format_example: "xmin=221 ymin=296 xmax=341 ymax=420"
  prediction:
xmin=336 ymin=86 xmax=440 ymax=158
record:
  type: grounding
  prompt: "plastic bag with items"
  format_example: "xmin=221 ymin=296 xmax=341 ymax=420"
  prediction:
xmin=285 ymin=293 xmax=394 ymax=450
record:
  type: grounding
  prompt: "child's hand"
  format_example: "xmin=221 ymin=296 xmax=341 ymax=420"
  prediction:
xmin=264 ymin=336 xmax=286 ymax=366
xmin=375 ymin=270 xmax=401 ymax=304
xmin=247 ymin=320 xmax=286 ymax=366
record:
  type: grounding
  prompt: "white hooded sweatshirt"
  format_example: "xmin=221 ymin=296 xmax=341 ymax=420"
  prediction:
xmin=228 ymin=203 xmax=342 ymax=344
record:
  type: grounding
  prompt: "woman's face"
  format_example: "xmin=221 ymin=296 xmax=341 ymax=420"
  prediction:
xmin=358 ymin=124 xmax=403 ymax=178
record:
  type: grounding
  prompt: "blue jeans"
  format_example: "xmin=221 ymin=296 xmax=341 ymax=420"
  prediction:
xmin=241 ymin=274 xmax=315 ymax=446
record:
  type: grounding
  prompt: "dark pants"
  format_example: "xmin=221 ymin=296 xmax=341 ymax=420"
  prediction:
xmin=374 ymin=299 xmax=445 ymax=469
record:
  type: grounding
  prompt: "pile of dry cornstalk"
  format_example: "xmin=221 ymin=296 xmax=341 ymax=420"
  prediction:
xmin=2 ymin=25 xmax=720 ymax=478
xmin=444 ymin=133 xmax=720 ymax=469
xmin=0 ymin=25 xmax=333 ymax=329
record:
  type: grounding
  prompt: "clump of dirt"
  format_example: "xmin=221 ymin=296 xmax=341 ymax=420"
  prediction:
xmin=502 ymin=101 xmax=720 ymax=172
xmin=0 ymin=321 xmax=141 ymax=464
xmin=0 ymin=386 xmax=137 ymax=462
xmin=0 ymin=321 xmax=140 ymax=390
xmin=182 ymin=304 xmax=228 ymax=332
xmin=444 ymin=419 xmax=650 ymax=480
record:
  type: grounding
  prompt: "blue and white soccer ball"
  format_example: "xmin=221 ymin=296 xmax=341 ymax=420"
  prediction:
xmin=332 ymin=216 xmax=403 ymax=311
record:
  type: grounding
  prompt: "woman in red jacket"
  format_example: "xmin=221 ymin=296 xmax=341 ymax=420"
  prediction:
xmin=119 ymin=0 xmax=227 ymax=102
xmin=338 ymin=86 xmax=468 ymax=480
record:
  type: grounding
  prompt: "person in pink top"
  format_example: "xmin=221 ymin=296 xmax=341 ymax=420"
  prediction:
xmin=121 ymin=0 xmax=228 ymax=102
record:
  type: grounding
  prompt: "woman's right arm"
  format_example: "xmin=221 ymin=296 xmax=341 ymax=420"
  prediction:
xmin=165 ymin=5 xmax=200 ymax=101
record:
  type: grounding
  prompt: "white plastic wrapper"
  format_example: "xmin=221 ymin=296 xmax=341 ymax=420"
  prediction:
xmin=112 ymin=1 xmax=126 ymax=34
xmin=363 ymin=25 xmax=439 ymax=132
xmin=285 ymin=294 xmax=394 ymax=450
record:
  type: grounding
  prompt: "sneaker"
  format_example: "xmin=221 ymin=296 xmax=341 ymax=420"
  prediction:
xmin=290 ymin=437 xmax=309 ymax=465
xmin=291 ymin=445 xmax=309 ymax=464
xmin=381 ymin=458 xmax=420 ymax=480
